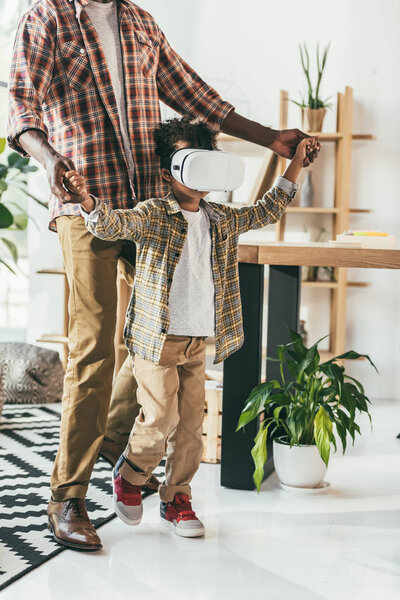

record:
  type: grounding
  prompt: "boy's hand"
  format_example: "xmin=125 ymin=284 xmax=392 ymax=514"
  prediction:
xmin=293 ymin=137 xmax=319 ymax=165
xmin=282 ymin=137 xmax=320 ymax=184
xmin=63 ymin=170 xmax=95 ymax=212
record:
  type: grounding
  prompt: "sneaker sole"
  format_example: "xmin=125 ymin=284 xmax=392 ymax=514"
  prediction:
xmin=111 ymin=472 xmax=143 ymax=526
xmin=160 ymin=517 xmax=205 ymax=538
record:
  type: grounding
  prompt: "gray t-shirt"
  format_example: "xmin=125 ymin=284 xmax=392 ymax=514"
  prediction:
xmin=86 ymin=0 xmax=136 ymax=182
xmin=168 ymin=206 xmax=215 ymax=337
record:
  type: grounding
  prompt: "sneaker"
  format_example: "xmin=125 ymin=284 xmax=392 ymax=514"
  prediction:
xmin=112 ymin=464 xmax=143 ymax=526
xmin=160 ymin=493 xmax=205 ymax=538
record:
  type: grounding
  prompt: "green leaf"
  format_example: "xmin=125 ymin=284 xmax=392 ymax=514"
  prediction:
xmin=0 ymin=237 xmax=18 ymax=262
xmin=0 ymin=138 xmax=6 ymax=154
xmin=0 ymin=180 xmax=8 ymax=192
xmin=251 ymin=421 xmax=270 ymax=492
xmin=0 ymin=204 xmax=14 ymax=228
xmin=334 ymin=350 xmax=378 ymax=373
xmin=12 ymin=213 xmax=28 ymax=230
xmin=314 ymin=406 xmax=333 ymax=465
xmin=0 ymin=256 xmax=16 ymax=274
xmin=236 ymin=381 xmax=277 ymax=431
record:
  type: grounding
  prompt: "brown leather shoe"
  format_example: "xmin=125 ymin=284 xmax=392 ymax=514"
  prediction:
xmin=47 ymin=498 xmax=102 ymax=552
xmin=99 ymin=436 xmax=159 ymax=492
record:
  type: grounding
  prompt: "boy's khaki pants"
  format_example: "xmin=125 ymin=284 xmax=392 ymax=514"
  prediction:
xmin=51 ymin=216 xmax=139 ymax=501
xmin=120 ymin=335 xmax=206 ymax=503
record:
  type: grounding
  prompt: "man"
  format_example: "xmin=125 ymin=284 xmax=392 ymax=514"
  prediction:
xmin=8 ymin=0 xmax=319 ymax=552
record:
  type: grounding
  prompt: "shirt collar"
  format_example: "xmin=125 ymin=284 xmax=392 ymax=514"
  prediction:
xmin=163 ymin=192 xmax=222 ymax=224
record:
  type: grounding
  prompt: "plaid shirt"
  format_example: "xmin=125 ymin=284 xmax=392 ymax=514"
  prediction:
xmin=7 ymin=0 xmax=233 ymax=231
xmin=84 ymin=178 xmax=296 ymax=364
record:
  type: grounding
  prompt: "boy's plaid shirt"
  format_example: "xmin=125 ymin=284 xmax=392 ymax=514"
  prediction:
xmin=84 ymin=179 xmax=297 ymax=364
xmin=7 ymin=0 xmax=233 ymax=231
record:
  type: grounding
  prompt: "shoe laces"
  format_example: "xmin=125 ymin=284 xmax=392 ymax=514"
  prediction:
xmin=65 ymin=498 xmax=85 ymax=519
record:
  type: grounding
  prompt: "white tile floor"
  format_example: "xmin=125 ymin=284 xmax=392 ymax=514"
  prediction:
xmin=3 ymin=400 xmax=400 ymax=600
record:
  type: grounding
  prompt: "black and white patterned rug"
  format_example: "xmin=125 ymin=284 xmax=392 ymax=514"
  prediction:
xmin=0 ymin=404 xmax=165 ymax=591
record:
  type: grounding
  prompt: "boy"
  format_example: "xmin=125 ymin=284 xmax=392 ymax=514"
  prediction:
xmin=64 ymin=117 xmax=318 ymax=538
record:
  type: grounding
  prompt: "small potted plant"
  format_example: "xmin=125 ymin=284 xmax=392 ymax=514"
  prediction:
xmin=291 ymin=42 xmax=332 ymax=132
xmin=237 ymin=329 xmax=376 ymax=491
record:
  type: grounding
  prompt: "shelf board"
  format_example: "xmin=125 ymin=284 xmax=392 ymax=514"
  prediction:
xmin=347 ymin=281 xmax=371 ymax=288
xmin=286 ymin=206 xmax=339 ymax=214
xmin=37 ymin=334 xmax=68 ymax=345
xmin=302 ymin=280 xmax=338 ymax=289
xmin=349 ymin=208 xmax=373 ymax=214
xmin=302 ymin=280 xmax=371 ymax=289
xmin=37 ymin=269 xmax=66 ymax=276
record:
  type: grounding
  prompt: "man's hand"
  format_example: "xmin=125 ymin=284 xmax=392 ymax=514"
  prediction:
xmin=269 ymin=129 xmax=320 ymax=167
xmin=44 ymin=152 xmax=83 ymax=203
xmin=63 ymin=170 xmax=95 ymax=212
xmin=18 ymin=130 xmax=82 ymax=203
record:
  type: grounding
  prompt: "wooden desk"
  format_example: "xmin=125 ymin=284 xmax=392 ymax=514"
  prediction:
xmin=221 ymin=242 xmax=400 ymax=490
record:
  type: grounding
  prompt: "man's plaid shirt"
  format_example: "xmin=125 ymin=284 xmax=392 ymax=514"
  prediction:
xmin=84 ymin=178 xmax=296 ymax=364
xmin=7 ymin=0 xmax=233 ymax=231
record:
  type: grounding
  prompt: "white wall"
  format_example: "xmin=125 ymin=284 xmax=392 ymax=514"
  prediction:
xmin=27 ymin=0 xmax=400 ymax=399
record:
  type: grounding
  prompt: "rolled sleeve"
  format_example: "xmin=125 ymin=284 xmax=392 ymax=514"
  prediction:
xmin=7 ymin=11 xmax=54 ymax=156
xmin=79 ymin=196 xmax=101 ymax=223
xmin=274 ymin=175 xmax=299 ymax=199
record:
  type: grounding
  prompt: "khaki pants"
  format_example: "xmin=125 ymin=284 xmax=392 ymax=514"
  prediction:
xmin=120 ymin=335 xmax=206 ymax=503
xmin=51 ymin=216 xmax=139 ymax=501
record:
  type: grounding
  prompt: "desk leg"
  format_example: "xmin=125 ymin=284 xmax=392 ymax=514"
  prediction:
xmin=264 ymin=265 xmax=301 ymax=473
xmin=221 ymin=263 xmax=264 ymax=490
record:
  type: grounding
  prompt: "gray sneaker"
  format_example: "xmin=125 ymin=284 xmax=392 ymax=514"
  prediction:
xmin=160 ymin=493 xmax=205 ymax=537
xmin=112 ymin=462 xmax=143 ymax=526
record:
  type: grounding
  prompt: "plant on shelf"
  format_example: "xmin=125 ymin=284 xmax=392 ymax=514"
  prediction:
xmin=0 ymin=137 xmax=47 ymax=273
xmin=290 ymin=42 xmax=332 ymax=132
xmin=236 ymin=328 xmax=376 ymax=491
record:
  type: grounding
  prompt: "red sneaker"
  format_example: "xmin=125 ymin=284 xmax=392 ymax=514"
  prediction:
xmin=112 ymin=466 xmax=142 ymax=526
xmin=160 ymin=493 xmax=205 ymax=537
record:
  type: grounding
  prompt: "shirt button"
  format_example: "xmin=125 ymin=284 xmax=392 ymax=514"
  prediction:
xmin=175 ymin=252 xmax=179 ymax=258
xmin=161 ymin=328 xmax=167 ymax=334
xmin=168 ymin=277 xmax=172 ymax=283
xmin=80 ymin=48 xmax=86 ymax=55
xmin=180 ymin=228 xmax=185 ymax=234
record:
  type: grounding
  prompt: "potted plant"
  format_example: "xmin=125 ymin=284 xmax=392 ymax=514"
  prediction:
xmin=290 ymin=42 xmax=332 ymax=132
xmin=0 ymin=137 xmax=46 ymax=273
xmin=236 ymin=329 xmax=376 ymax=491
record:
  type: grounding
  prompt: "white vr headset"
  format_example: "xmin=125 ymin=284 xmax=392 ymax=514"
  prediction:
xmin=170 ymin=148 xmax=245 ymax=192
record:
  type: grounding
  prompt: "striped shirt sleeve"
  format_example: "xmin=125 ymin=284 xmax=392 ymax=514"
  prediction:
xmin=84 ymin=201 xmax=151 ymax=243
xmin=229 ymin=177 xmax=298 ymax=235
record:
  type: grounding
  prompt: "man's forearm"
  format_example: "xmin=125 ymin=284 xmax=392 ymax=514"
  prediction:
xmin=220 ymin=110 xmax=277 ymax=147
xmin=18 ymin=129 xmax=58 ymax=167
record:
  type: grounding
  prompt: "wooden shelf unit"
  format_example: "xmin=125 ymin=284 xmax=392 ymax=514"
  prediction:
xmin=240 ymin=87 xmax=374 ymax=355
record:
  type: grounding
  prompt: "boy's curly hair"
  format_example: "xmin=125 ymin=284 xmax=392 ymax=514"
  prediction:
xmin=153 ymin=116 xmax=218 ymax=170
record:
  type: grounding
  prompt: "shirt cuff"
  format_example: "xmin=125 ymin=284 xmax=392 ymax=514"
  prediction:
xmin=274 ymin=176 xmax=299 ymax=199
xmin=79 ymin=196 xmax=100 ymax=222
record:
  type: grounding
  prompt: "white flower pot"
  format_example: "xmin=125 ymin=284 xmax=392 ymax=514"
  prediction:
xmin=273 ymin=438 xmax=327 ymax=488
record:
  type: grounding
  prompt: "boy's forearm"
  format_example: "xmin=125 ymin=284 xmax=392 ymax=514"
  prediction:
xmin=80 ymin=195 xmax=96 ymax=213
xmin=282 ymin=158 xmax=303 ymax=184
